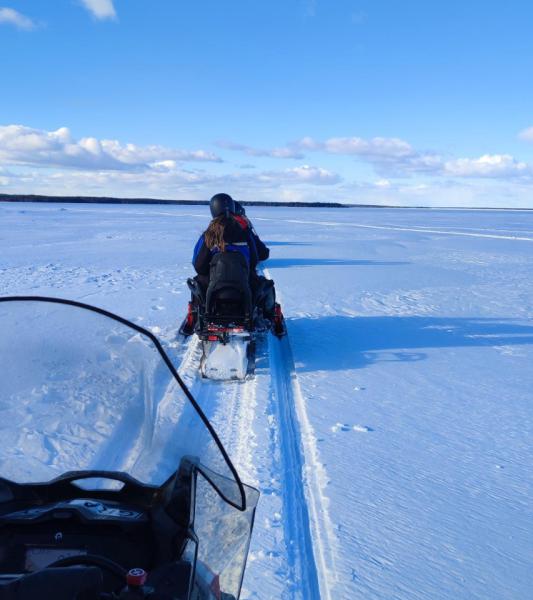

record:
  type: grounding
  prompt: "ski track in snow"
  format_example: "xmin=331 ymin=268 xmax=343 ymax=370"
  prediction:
xmin=176 ymin=309 xmax=338 ymax=598
xmin=254 ymin=216 xmax=533 ymax=241
xmin=88 ymin=368 xmax=154 ymax=474
xmin=263 ymin=268 xmax=339 ymax=600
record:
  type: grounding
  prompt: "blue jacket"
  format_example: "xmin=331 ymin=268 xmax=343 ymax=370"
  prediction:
xmin=192 ymin=217 xmax=263 ymax=276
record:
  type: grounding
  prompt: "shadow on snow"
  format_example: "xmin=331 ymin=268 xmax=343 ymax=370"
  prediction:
xmin=264 ymin=241 xmax=312 ymax=247
xmin=266 ymin=258 xmax=409 ymax=268
xmin=287 ymin=315 xmax=533 ymax=371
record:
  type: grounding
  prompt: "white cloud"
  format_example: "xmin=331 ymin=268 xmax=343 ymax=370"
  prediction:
xmin=400 ymin=153 xmax=443 ymax=173
xmin=79 ymin=0 xmax=116 ymax=20
xmin=219 ymin=135 xmax=420 ymax=168
xmin=5 ymin=164 xmax=533 ymax=207
xmin=0 ymin=162 xmax=341 ymax=201
xmin=0 ymin=7 xmax=36 ymax=30
xmin=216 ymin=140 xmax=304 ymax=159
xmin=280 ymin=165 xmax=341 ymax=184
xmin=216 ymin=134 xmax=533 ymax=183
xmin=444 ymin=154 xmax=531 ymax=178
xmin=298 ymin=136 xmax=414 ymax=158
xmin=231 ymin=165 xmax=340 ymax=187
xmin=518 ymin=127 xmax=533 ymax=142
xmin=382 ymin=151 xmax=533 ymax=180
xmin=0 ymin=125 xmax=222 ymax=171
xmin=4 ymin=126 xmax=533 ymax=206
xmin=218 ymin=135 xmax=416 ymax=162
xmin=0 ymin=125 xmax=341 ymax=200
xmin=235 ymin=165 xmax=341 ymax=186
xmin=374 ymin=179 xmax=391 ymax=188
xmin=151 ymin=160 xmax=178 ymax=171
xmin=299 ymin=137 xmax=533 ymax=181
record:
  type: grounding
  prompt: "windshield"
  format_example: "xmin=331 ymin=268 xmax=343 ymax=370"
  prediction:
xmin=0 ymin=297 xmax=245 ymax=509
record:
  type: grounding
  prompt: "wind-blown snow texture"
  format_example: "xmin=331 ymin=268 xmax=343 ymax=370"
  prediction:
xmin=1 ymin=202 xmax=532 ymax=599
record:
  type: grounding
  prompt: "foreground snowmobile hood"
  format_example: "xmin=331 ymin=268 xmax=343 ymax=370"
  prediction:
xmin=0 ymin=296 xmax=248 ymax=511
xmin=0 ymin=296 xmax=259 ymax=600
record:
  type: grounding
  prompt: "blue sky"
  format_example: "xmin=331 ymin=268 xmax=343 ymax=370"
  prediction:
xmin=1 ymin=0 xmax=533 ymax=206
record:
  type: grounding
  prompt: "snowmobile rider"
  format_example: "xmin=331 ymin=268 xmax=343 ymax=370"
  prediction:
xmin=232 ymin=199 xmax=270 ymax=262
xmin=191 ymin=193 xmax=276 ymax=317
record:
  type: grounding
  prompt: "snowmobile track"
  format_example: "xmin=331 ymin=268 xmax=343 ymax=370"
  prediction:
xmin=176 ymin=319 xmax=338 ymax=598
xmin=268 ymin=333 xmax=338 ymax=600
xmin=254 ymin=216 xmax=533 ymax=242
xmin=267 ymin=334 xmax=321 ymax=599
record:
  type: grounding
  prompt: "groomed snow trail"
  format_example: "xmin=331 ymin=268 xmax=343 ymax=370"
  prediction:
xmin=177 ymin=325 xmax=338 ymax=599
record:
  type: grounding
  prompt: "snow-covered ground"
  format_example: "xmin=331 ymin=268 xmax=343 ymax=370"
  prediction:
xmin=1 ymin=202 xmax=532 ymax=599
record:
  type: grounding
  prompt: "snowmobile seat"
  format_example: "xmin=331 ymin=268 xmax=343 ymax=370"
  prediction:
xmin=205 ymin=252 xmax=253 ymax=321
xmin=214 ymin=287 xmax=243 ymax=301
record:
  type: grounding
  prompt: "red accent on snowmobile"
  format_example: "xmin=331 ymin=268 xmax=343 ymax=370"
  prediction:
xmin=179 ymin=302 xmax=197 ymax=336
xmin=272 ymin=303 xmax=287 ymax=337
xmin=207 ymin=324 xmax=245 ymax=334
xmin=205 ymin=323 xmax=249 ymax=343
xmin=185 ymin=302 xmax=194 ymax=327
xmin=210 ymin=573 xmax=222 ymax=599
xmin=126 ymin=568 xmax=148 ymax=587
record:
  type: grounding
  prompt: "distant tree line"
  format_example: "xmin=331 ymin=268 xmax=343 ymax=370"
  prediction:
xmin=0 ymin=193 xmax=384 ymax=208
xmin=3 ymin=193 xmax=523 ymax=209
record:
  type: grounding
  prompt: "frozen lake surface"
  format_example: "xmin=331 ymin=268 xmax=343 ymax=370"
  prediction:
xmin=1 ymin=202 xmax=532 ymax=599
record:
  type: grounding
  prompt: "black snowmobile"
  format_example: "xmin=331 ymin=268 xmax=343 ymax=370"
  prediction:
xmin=0 ymin=296 xmax=259 ymax=600
xmin=179 ymin=253 xmax=286 ymax=380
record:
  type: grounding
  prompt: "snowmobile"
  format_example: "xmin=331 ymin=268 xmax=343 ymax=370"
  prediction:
xmin=179 ymin=253 xmax=286 ymax=380
xmin=0 ymin=296 xmax=259 ymax=600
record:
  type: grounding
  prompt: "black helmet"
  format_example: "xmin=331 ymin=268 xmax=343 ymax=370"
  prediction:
xmin=233 ymin=200 xmax=246 ymax=216
xmin=209 ymin=193 xmax=235 ymax=218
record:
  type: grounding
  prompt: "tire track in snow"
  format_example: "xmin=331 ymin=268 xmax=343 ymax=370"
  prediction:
xmin=254 ymin=216 xmax=533 ymax=242
xmin=177 ymin=333 xmax=259 ymax=486
xmin=263 ymin=267 xmax=339 ymax=599
xmin=388 ymin=224 xmax=533 ymax=236
xmin=267 ymin=335 xmax=320 ymax=598
xmin=88 ymin=364 xmax=170 ymax=476
xmin=268 ymin=333 xmax=338 ymax=600
xmin=88 ymin=331 xmax=190 ymax=478
xmin=177 ymin=332 xmax=319 ymax=598
xmin=176 ymin=311 xmax=338 ymax=598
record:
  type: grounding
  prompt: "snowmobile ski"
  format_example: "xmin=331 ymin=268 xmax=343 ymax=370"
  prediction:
xmin=272 ymin=303 xmax=287 ymax=338
xmin=178 ymin=301 xmax=196 ymax=337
